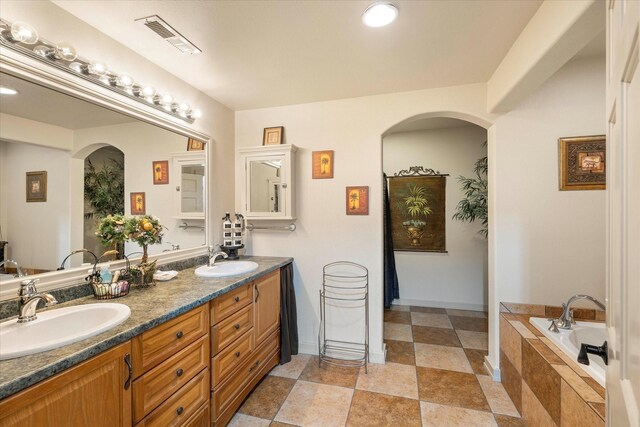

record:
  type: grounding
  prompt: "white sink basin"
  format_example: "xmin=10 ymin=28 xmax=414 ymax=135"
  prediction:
xmin=0 ymin=303 xmax=131 ymax=360
xmin=195 ymin=261 xmax=259 ymax=278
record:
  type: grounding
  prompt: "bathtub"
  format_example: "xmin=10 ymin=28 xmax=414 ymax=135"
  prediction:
xmin=529 ymin=317 xmax=606 ymax=387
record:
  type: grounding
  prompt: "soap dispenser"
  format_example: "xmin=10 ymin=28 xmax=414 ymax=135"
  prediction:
xmin=222 ymin=212 xmax=233 ymax=246
xmin=233 ymin=213 xmax=244 ymax=246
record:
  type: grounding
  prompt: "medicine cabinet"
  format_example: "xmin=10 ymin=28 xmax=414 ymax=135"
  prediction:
xmin=172 ymin=151 xmax=206 ymax=219
xmin=238 ymin=144 xmax=297 ymax=220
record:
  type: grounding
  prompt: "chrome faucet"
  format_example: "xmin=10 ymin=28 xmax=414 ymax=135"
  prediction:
xmin=208 ymin=248 xmax=229 ymax=266
xmin=17 ymin=279 xmax=57 ymax=323
xmin=0 ymin=259 xmax=26 ymax=277
xmin=555 ymin=294 xmax=606 ymax=330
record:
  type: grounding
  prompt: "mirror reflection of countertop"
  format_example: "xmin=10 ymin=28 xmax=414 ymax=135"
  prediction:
xmin=0 ymin=256 xmax=293 ymax=400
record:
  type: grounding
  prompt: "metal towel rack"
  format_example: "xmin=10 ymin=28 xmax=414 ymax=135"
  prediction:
xmin=246 ymin=223 xmax=296 ymax=232
xmin=178 ymin=222 xmax=205 ymax=230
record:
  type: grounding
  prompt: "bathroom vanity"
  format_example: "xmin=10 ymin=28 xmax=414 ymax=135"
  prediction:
xmin=0 ymin=257 xmax=290 ymax=427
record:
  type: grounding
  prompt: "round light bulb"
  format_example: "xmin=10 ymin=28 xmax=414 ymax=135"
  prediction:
xmin=87 ymin=60 xmax=108 ymax=76
xmin=189 ymin=109 xmax=202 ymax=119
xmin=54 ymin=42 xmax=77 ymax=61
xmin=362 ymin=2 xmax=398 ymax=27
xmin=161 ymin=93 xmax=173 ymax=105
xmin=178 ymin=102 xmax=190 ymax=112
xmin=10 ymin=21 xmax=39 ymax=44
xmin=118 ymin=74 xmax=134 ymax=87
xmin=141 ymin=85 xmax=155 ymax=97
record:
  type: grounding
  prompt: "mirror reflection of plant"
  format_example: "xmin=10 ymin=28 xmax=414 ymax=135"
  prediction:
xmin=84 ymin=158 xmax=125 ymax=219
xmin=400 ymin=184 xmax=432 ymax=227
xmin=453 ymin=154 xmax=488 ymax=238
xmin=95 ymin=214 xmax=127 ymax=248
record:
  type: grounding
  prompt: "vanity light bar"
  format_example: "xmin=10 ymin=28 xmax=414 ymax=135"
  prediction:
xmin=0 ymin=18 xmax=202 ymax=123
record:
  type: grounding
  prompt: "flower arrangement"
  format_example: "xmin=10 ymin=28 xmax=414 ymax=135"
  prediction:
xmin=124 ymin=215 xmax=164 ymax=264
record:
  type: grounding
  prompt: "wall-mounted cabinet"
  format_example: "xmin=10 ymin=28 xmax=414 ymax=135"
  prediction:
xmin=238 ymin=144 xmax=297 ymax=221
xmin=172 ymin=152 xmax=206 ymax=220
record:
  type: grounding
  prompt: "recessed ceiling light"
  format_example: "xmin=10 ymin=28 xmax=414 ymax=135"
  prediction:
xmin=362 ymin=2 xmax=398 ymax=28
xmin=0 ymin=86 xmax=18 ymax=95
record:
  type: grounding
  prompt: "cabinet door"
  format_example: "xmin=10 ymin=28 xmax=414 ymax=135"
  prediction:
xmin=0 ymin=341 xmax=132 ymax=427
xmin=253 ymin=270 xmax=281 ymax=346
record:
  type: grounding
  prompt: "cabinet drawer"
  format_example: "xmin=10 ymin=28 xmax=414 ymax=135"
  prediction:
xmin=213 ymin=329 xmax=279 ymax=418
xmin=133 ymin=335 xmax=209 ymax=423
xmin=183 ymin=403 xmax=210 ymax=427
xmin=137 ymin=369 xmax=209 ymax=427
xmin=210 ymin=283 xmax=252 ymax=325
xmin=133 ymin=305 xmax=208 ymax=377
xmin=212 ymin=328 xmax=254 ymax=388
xmin=212 ymin=304 xmax=253 ymax=354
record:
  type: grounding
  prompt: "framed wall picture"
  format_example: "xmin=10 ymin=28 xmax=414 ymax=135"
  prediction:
xmin=26 ymin=171 xmax=47 ymax=202
xmin=312 ymin=150 xmax=334 ymax=179
xmin=263 ymin=126 xmax=284 ymax=146
xmin=558 ymin=135 xmax=606 ymax=190
xmin=152 ymin=160 xmax=169 ymax=185
xmin=346 ymin=186 xmax=369 ymax=215
xmin=187 ymin=138 xmax=206 ymax=151
xmin=388 ymin=172 xmax=447 ymax=252
xmin=130 ymin=192 xmax=146 ymax=215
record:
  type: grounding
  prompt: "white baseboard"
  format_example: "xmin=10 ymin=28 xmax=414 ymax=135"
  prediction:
xmin=393 ymin=298 xmax=487 ymax=312
xmin=484 ymin=355 xmax=501 ymax=381
xmin=298 ymin=340 xmax=386 ymax=365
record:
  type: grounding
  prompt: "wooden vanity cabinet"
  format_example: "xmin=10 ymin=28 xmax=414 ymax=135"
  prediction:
xmin=210 ymin=269 xmax=281 ymax=426
xmin=0 ymin=341 xmax=133 ymax=427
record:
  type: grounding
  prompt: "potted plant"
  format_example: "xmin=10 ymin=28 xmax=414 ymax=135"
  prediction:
xmin=125 ymin=215 xmax=165 ymax=286
xmin=399 ymin=184 xmax=433 ymax=246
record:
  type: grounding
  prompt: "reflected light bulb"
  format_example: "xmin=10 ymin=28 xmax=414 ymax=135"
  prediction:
xmin=10 ymin=21 xmax=39 ymax=44
xmin=54 ymin=42 xmax=77 ymax=61
xmin=87 ymin=60 xmax=108 ymax=76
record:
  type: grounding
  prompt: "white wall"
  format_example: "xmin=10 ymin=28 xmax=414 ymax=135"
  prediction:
xmin=488 ymin=56 xmax=606 ymax=370
xmin=236 ymin=83 xmax=496 ymax=362
xmin=383 ymin=125 xmax=488 ymax=310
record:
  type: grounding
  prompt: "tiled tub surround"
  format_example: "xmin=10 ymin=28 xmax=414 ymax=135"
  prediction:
xmin=500 ymin=302 xmax=606 ymax=426
xmin=0 ymin=256 xmax=292 ymax=400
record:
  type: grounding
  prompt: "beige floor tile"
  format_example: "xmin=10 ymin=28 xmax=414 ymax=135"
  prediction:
xmin=274 ymin=380 xmax=354 ymax=427
xmin=355 ymin=362 xmax=418 ymax=399
xmin=269 ymin=354 xmax=313 ymax=380
xmin=414 ymin=343 xmax=473 ymax=373
xmin=446 ymin=309 xmax=488 ymax=318
xmin=228 ymin=413 xmax=271 ymax=427
xmin=477 ymin=375 xmax=520 ymax=417
xmin=411 ymin=312 xmax=453 ymax=329
xmin=457 ymin=330 xmax=489 ymax=350
xmin=389 ymin=305 xmax=410 ymax=312
xmin=384 ymin=322 xmax=413 ymax=342
xmin=420 ymin=402 xmax=498 ymax=427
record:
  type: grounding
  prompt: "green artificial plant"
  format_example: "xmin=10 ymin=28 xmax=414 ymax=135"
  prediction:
xmin=453 ymin=153 xmax=488 ymax=238
xmin=84 ymin=158 xmax=125 ymax=219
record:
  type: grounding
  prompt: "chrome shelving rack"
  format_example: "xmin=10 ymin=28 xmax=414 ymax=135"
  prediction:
xmin=318 ymin=261 xmax=369 ymax=373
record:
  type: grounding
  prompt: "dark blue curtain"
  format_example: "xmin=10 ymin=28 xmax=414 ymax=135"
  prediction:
xmin=383 ymin=174 xmax=399 ymax=308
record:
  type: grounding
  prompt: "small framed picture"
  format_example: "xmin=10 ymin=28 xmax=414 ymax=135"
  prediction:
xmin=26 ymin=171 xmax=47 ymax=202
xmin=187 ymin=138 xmax=206 ymax=151
xmin=152 ymin=160 xmax=169 ymax=185
xmin=130 ymin=192 xmax=146 ymax=215
xmin=312 ymin=150 xmax=334 ymax=179
xmin=558 ymin=135 xmax=606 ymax=191
xmin=346 ymin=186 xmax=369 ymax=215
xmin=263 ymin=126 xmax=284 ymax=146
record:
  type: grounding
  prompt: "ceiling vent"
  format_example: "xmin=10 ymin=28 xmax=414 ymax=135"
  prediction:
xmin=135 ymin=15 xmax=201 ymax=54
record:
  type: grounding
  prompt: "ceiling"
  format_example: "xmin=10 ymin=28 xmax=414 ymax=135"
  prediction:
xmin=53 ymin=0 xmax=543 ymax=111
xmin=0 ymin=73 xmax=136 ymax=129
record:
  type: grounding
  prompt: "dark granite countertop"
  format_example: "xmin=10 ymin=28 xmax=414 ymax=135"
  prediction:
xmin=0 ymin=256 xmax=292 ymax=400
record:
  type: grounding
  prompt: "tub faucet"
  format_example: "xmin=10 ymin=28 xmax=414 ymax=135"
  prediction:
xmin=17 ymin=279 xmax=57 ymax=323
xmin=556 ymin=294 xmax=606 ymax=330
xmin=0 ymin=259 xmax=25 ymax=277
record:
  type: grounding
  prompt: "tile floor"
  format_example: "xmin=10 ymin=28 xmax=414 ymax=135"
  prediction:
xmin=228 ymin=305 xmax=525 ymax=426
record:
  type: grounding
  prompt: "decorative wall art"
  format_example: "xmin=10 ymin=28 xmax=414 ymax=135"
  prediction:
xmin=388 ymin=166 xmax=448 ymax=252
xmin=558 ymin=135 xmax=606 ymax=190
xmin=152 ymin=160 xmax=169 ymax=185
xmin=187 ymin=138 xmax=206 ymax=151
xmin=312 ymin=150 xmax=334 ymax=179
xmin=130 ymin=192 xmax=146 ymax=215
xmin=263 ymin=126 xmax=284 ymax=146
xmin=26 ymin=171 xmax=47 ymax=202
xmin=346 ymin=186 xmax=369 ymax=215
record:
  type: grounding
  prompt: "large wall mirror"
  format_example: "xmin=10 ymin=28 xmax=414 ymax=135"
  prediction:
xmin=0 ymin=70 xmax=209 ymax=296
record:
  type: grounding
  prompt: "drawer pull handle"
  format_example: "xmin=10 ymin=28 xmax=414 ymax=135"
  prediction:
xmin=176 ymin=368 xmax=184 ymax=377
xmin=234 ymin=296 xmax=240 ymax=302
xmin=176 ymin=331 xmax=184 ymax=339
xmin=235 ymin=351 xmax=241 ymax=357
xmin=234 ymin=323 xmax=240 ymax=330
xmin=255 ymin=284 xmax=260 ymax=302
xmin=176 ymin=406 xmax=184 ymax=416
xmin=124 ymin=353 xmax=132 ymax=390
xmin=249 ymin=359 xmax=260 ymax=372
